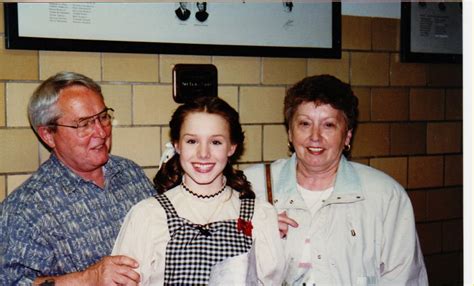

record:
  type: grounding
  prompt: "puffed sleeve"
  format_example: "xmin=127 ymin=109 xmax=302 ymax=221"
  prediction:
xmin=112 ymin=197 xmax=169 ymax=286
xmin=379 ymin=185 xmax=428 ymax=285
xmin=252 ymin=198 xmax=287 ymax=285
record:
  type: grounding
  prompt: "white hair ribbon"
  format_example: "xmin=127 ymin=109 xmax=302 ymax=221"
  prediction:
xmin=158 ymin=142 xmax=176 ymax=170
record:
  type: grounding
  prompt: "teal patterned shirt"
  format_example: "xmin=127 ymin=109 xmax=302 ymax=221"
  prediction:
xmin=0 ymin=154 xmax=155 ymax=285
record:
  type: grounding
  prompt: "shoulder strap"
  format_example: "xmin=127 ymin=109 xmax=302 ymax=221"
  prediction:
xmin=265 ymin=163 xmax=273 ymax=205
xmin=154 ymin=194 xmax=182 ymax=234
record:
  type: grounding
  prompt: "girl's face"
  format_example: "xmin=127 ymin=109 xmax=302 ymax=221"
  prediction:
xmin=289 ymin=101 xmax=352 ymax=175
xmin=175 ymin=112 xmax=236 ymax=194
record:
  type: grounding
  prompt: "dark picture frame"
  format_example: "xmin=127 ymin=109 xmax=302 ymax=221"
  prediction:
xmin=400 ymin=2 xmax=462 ymax=63
xmin=4 ymin=2 xmax=341 ymax=59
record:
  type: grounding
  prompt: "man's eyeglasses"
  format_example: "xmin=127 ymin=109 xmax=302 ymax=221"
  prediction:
xmin=50 ymin=108 xmax=115 ymax=138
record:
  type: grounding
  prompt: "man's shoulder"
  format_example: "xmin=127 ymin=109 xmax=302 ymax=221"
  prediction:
xmin=4 ymin=160 xmax=60 ymax=207
xmin=108 ymin=155 xmax=143 ymax=171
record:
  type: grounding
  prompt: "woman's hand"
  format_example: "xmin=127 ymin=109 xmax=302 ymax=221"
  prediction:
xmin=278 ymin=211 xmax=298 ymax=238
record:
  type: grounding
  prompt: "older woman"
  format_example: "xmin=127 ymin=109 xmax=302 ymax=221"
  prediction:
xmin=244 ymin=75 xmax=428 ymax=285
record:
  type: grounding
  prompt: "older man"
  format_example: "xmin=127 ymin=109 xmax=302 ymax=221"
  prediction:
xmin=0 ymin=72 xmax=155 ymax=285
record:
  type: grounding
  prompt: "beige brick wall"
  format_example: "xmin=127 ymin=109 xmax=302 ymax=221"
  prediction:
xmin=0 ymin=12 xmax=463 ymax=284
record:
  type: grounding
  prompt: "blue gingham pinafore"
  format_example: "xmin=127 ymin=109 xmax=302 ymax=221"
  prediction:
xmin=154 ymin=193 xmax=255 ymax=285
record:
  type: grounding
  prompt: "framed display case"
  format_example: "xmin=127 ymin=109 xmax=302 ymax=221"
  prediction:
xmin=400 ymin=2 xmax=462 ymax=63
xmin=4 ymin=2 xmax=341 ymax=59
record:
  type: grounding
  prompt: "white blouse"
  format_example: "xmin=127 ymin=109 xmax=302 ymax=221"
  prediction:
xmin=112 ymin=186 xmax=286 ymax=285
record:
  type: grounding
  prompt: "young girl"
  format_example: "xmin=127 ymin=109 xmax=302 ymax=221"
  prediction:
xmin=112 ymin=96 xmax=285 ymax=285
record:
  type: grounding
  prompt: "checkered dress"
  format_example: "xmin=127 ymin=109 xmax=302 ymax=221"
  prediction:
xmin=154 ymin=193 xmax=255 ymax=285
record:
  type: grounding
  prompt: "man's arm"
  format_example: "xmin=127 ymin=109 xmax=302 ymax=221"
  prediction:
xmin=33 ymin=256 xmax=140 ymax=286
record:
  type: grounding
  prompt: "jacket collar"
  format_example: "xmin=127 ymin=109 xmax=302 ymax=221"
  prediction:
xmin=273 ymin=154 xmax=364 ymax=209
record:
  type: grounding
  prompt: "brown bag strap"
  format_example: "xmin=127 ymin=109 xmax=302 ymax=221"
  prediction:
xmin=265 ymin=163 xmax=273 ymax=204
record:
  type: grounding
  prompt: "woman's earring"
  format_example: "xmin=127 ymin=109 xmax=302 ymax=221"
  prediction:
xmin=344 ymin=144 xmax=351 ymax=152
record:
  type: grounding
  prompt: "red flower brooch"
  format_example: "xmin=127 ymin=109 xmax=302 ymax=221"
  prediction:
xmin=237 ymin=218 xmax=253 ymax=237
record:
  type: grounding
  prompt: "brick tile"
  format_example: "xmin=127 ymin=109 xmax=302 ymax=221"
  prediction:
xmin=427 ymin=63 xmax=462 ymax=87
xmin=370 ymin=157 xmax=407 ymax=187
xmin=352 ymin=87 xmax=370 ymax=121
xmin=351 ymin=52 xmax=389 ymax=86
xmin=102 ymin=84 xmax=133 ymax=126
xmin=218 ymin=86 xmax=238 ymax=112
xmin=7 ymin=174 xmax=31 ymax=195
xmin=307 ymin=52 xmax=349 ymax=83
xmin=241 ymin=125 xmax=262 ymax=163
xmin=239 ymin=87 xmax=285 ymax=124
xmin=426 ymin=122 xmax=462 ymax=154
xmin=103 ymin=53 xmax=159 ymax=82
xmin=160 ymin=126 xmax=171 ymax=148
xmin=408 ymin=190 xmax=426 ymax=222
xmin=263 ymin=124 xmax=288 ymax=161
xmin=442 ymin=219 xmax=463 ymax=252
xmin=426 ymin=187 xmax=462 ymax=220
xmin=390 ymin=123 xmax=426 ymax=155
xmin=0 ymin=129 xmax=39 ymax=173
xmin=409 ymin=88 xmax=445 ymax=121
xmin=262 ymin=58 xmax=306 ymax=85
xmin=371 ymin=17 xmax=399 ymax=51
xmin=424 ymin=252 xmax=462 ymax=286
xmin=371 ymin=88 xmax=409 ymax=121
xmin=0 ymin=83 xmax=4 ymax=127
xmin=159 ymin=54 xmax=211 ymax=83
xmin=444 ymin=154 xmax=462 ymax=186
xmin=342 ymin=16 xmax=371 ymax=50
xmin=6 ymin=83 xmax=37 ymax=127
xmin=133 ymin=85 xmax=178 ymax=125
xmin=445 ymin=88 xmax=462 ymax=120
xmin=39 ymin=51 xmax=101 ymax=81
xmin=390 ymin=54 xmax=427 ymax=86
xmin=0 ymin=176 xmax=5 ymax=203
xmin=416 ymin=222 xmax=442 ymax=254
xmin=351 ymin=123 xmax=390 ymax=157
xmin=112 ymin=126 xmax=160 ymax=167
xmin=214 ymin=56 xmax=261 ymax=84
xmin=408 ymin=156 xmax=443 ymax=188
xmin=0 ymin=36 xmax=39 ymax=80
xmin=0 ymin=4 xmax=4 ymax=34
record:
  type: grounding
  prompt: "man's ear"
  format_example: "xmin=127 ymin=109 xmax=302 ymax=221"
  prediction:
xmin=37 ymin=126 xmax=56 ymax=149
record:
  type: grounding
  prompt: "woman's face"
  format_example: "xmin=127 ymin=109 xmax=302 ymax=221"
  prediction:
xmin=289 ymin=101 xmax=352 ymax=174
xmin=175 ymin=112 xmax=236 ymax=193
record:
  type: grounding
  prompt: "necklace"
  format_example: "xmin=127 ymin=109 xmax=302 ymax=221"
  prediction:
xmin=181 ymin=178 xmax=227 ymax=199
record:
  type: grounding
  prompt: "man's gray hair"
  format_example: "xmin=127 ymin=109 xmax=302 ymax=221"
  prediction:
xmin=28 ymin=71 xmax=103 ymax=133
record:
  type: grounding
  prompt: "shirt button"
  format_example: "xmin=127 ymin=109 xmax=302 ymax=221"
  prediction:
xmin=289 ymin=199 xmax=294 ymax=204
xmin=317 ymin=255 xmax=322 ymax=259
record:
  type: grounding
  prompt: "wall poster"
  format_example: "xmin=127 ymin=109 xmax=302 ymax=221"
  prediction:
xmin=400 ymin=2 xmax=462 ymax=63
xmin=4 ymin=2 xmax=341 ymax=59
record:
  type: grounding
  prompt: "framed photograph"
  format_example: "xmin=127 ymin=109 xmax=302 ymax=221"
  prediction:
xmin=400 ymin=2 xmax=462 ymax=63
xmin=4 ymin=2 xmax=341 ymax=59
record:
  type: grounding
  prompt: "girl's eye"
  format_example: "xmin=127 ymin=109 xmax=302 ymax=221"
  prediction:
xmin=324 ymin=122 xmax=336 ymax=128
xmin=298 ymin=120 xmax=311 ymax=127
xmin=212 ymin=140 xmax=222 ymax=145
xmin=186 ymin=139 xmax=197 ymax=144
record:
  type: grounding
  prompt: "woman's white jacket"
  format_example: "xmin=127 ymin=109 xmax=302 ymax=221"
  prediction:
xmin=244 ymin=154 xmax=428 ymax=286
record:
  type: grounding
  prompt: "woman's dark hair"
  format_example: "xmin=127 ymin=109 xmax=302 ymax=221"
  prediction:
xmin=153 ymin=96 xmax=254 ymax=199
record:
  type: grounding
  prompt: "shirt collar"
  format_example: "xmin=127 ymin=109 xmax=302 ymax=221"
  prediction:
xmin=274 ymin=154 xmax=364 ymax=208
xmin=48 ymin=153 xmax=122 ymax=193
